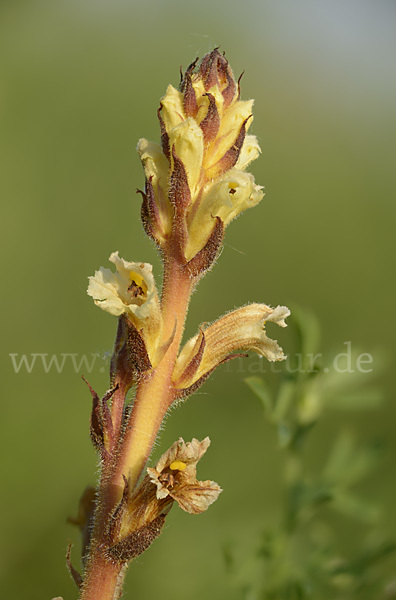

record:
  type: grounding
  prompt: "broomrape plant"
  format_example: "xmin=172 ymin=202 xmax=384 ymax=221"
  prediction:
xmin=67 ymin=49 xmax=290 ymax=600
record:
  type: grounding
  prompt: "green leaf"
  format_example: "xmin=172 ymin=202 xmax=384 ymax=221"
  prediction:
xmin=326 ymin=389 xmax=383 ymax=411
xmin=273 ymin=380 xmax=295 ymax=422
xmin=332 ymin=489 xmax=380 ymax=524
xmin=278 ymin=421 xmax=293 ymax=447
xmin=221 ymin=541 xmax=234 ymax=573
xmin=324 ymin=432 xmax=384 ymax=487
xmin=291 ymin=305 xmax=321 ymax=359
xmin=290 ymin=421 xmax=317 ymax=450
xmin=329 ymin=540 xmax=396 ymax=575
xmin=245 ymin=376 xmax=273 ymax=414
xmin=300 ymin=484 xmax=334 ymax=509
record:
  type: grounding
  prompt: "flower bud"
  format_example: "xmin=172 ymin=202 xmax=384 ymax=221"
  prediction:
xmin=198 ymin=48 xmax=237 ymax=107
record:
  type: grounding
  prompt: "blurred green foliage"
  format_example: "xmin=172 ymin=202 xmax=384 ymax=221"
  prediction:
xmin=1 ymin=1 xmax=395 ymax=599
xmin=241 ymin=308 xmax=395 ymax=599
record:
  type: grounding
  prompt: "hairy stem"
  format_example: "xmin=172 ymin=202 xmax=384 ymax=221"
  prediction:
xmin=115 ymin=258 xmax=193 ymax=490
xmin=79 ymin=255 xmax=193 ymax=600
xmin=79 ymin=556 xmax=125 ymax=600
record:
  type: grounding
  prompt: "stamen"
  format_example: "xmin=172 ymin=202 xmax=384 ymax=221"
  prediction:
xmin=228 ymin=182 xmax=238 ymax=195
xmin=128 ymin=271 xmax=148 ymax=297
xmin=169 ymin=460 xmax=187 ymax=471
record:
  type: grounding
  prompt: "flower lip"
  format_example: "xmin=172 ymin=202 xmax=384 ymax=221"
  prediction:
xmin=87 ymin=251 xmax=157 ymax=318
xmin=172 ymin=303 xmax=291 ymax=394
xmin=87 ymin=251 xmax=164 ymax=366
xmin=147 ymin=437 xmax=222 ymax=513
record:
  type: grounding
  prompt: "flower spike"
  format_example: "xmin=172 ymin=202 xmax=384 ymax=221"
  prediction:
xmin=79 ymin=50 xmax=289 ymax=600
xmin=137 ymin=49 xmax=264 ymax=268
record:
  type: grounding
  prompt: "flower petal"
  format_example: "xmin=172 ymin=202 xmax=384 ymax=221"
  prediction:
xmin=168 ymin=119 xmax=204 ymax=201
xmin=87 ymin=252 xmax=162 ymax=364
xmin=146 ymin=437 xmax=221 ymax=515
xmin=204 ymin=99 xmax=254 ymax=170
xmin=87 ymin=267 xmax=126 ymax=316
xmin=173 ymin=304 xmax=290 ymax=389
xmin=235 ymin=134 xmax=261 ymax=170
xmin=137 ymin=139 xmax=172 ymax=238
xmin=153 ymin=437 xmax=210 ymax=479
xmin=160 ymin=84 xmax=186 ymax=132
xmin=185 ymin=169 xmax=264 ymax=260
xmin=169 ymin=480 xmax=222 ymax=514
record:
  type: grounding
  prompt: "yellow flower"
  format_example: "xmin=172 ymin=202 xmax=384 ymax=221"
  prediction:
xmin=137 ymin=49 xmax=264 ymax=271
xmin=147 ymin=437 xmax=221 ymax=513
xmin=107 ymin=438 xmax=221 ymax=562
xmin=87 ymin=251 xmax=162 ymax=363
xmin=185 ymin=169 xmax=263 ymax=260
xmin=137 ymin=139 xmax=172 ymax=242
xmin=172 ymin=304 xmax=290 ymax=395
xmin=168 ymin=118 xmax=204 ymax=200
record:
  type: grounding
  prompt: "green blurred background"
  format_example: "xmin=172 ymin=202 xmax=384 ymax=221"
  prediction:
xmin=1 ymin=0 xmax=395 ymax=598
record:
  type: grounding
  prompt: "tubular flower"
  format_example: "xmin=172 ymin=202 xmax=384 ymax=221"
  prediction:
xmin=87 ymin=251 xmax=162 ymax=364
xmin=172 ymin=304 xmax=290 ymax=396
xmin=107 ymin=438 xmax=221 ymax=562
xmin=147 ymin=437 xmax=221 ymax=514
xmin=137 ymin=49 xmax=264 ymax=269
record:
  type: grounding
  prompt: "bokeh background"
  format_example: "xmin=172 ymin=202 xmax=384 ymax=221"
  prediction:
xmin=1 ymin=1 xmax=395 ymax=598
